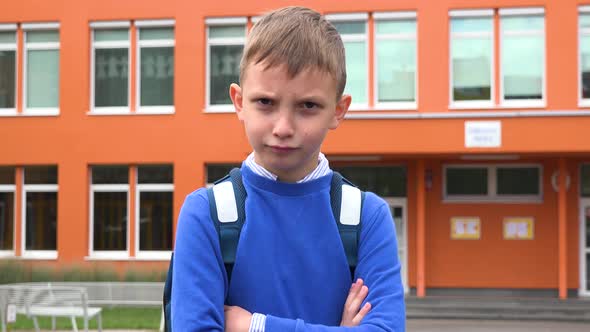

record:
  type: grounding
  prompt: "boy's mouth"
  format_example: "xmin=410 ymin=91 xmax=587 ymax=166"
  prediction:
xmin=268 ymin=145 xmax=297 ymax=153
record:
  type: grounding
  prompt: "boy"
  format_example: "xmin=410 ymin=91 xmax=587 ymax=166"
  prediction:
xmin=172 ymin=6 xmax=405 ymax=331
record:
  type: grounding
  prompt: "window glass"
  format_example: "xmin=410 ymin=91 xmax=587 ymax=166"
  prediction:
xmin=209 ymin=44 xmax=242 ymax=105
xmin=94 ymin=48 xmax=128 ymax=107
xmin=27 ymin=31 xmax=59 ymax=43
xmin=0 ymin=50 xmax=16 ymax=108
xmin=377 ymin=38 xmax=415 ymax=102
xmin=446 ymin=168 xmax=488 ymax=195
xmin=138 ymin=165 xmax=173 ymax=184
xmin=332 ymin=166 xmax=407 ymax=197
xmin=209 ymin=26 xmax=245 ymax=39
xmin=0 ymin=167 xmax=15 ymax=184
xmin=139 ymin=192 xmax=172 ymax=251
xmin=0 ymin=31 xmax=16 ymax=43
xmin=0 ymin=192 xmax=14 ymax=250
xmin=27 ymin=49 xmax=59 ymax=107
xmin=93 ymin=192 xmax=127 ymax=251
xmin=140 ymin=47 xmax=173 ymax=106
xmin=25 ymin=192 xmax=57 ymax=250
xmin=502 ymin=16 xmax=544 ymax=100
xmin=207 ymin=164 xmax=240 ymax=184
xmin=581 ymin=164 xmax=590 ymax=197
xmin=376 ymin=20 xmax=415 ymax=34
xmin=92 ymin=166 xmax=128 ymax=184
xmin=343 ymin=41 xmax=367 ymax=103
xmin=451 ymin=17 xmax=492 ymax=102
xmin=333 ymin=22 xmax=366 ymax=34
xmin=140 ymin=28 xmax=174 ymax=40
xmin=94 ymin=29 xmax=128 ymax=42
xmin=496 ymin=167 xmax=540 ymax=195
xmin=24 ymin=166 xmax=58 ymax=184
xmin=581 ymin=15 xmax=590 ymax=100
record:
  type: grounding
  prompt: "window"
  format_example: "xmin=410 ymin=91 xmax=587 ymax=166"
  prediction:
xmin=136 ymin=21 xmax=174 ymax=113
xmin=23 ymin=24 xmax=60 ymax=115
xmin=444 ymin=165 xmax=541 ymax=201
xmin=90 ymin=165 xmax=129 ymax=257
xmin=329 ymin=14 xmax=368 ymax=109
xmin=580 ymin=6 xmax=590 ymax=105
xmin=23 ymin=166 xmax=58 ymax=259
xmin=582 ymin=164 xmax=590 ymax=197
xmin=136 ymin=165 xmax=173 ymax=258
xmin=0 ymin=25 xmax=16 ymax=114
xmin=500 ymin=9 xmax=545 ymax=105
xmin=332 ymin=166 xmax=407 ymax=197
xmin=206 ymin=164 xmax=241 ymax=186
xmin=91 ymin=22 xmax=131 ymax=113
xmin=0 ymin=167 xmax=15 ymax=256
xmin=449 ymin=8 xmax=545 ymax=108
xmin=374 ymin=12 xmax=417 ymax=109
xmin=206 ymin=18 xmax=246 ymax=112
xmin=450 ymin=11 xmax=493 ymax=106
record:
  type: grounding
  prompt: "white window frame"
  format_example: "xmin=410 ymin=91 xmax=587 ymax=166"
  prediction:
xmin=90 ymin=21 xmax=131 ymax=114
xmin=443 ymin=164 xmax=543 ymax=203
xmin=0 ymin=24 xmax=18 ymax=116
xmin=373 ymin=12 xmax=417 ymax=110
xmin=21 ymin=183 xmax=58 ymax=260
xmin=327 ymin=13 xmax=369 ymax=111
xmin=89 ymin=182 xmax=130 ymax=260
xmin=135 ymin=183 xmax=174 ymax=260
xmin=22 ymin=23 xmax=60 ymax=116
xmin=136 ymin=20 xmax=175 ymax=114
xmin=0 ymin=183 xmax=16 ymax=257
xmin=579 ymin=6 xmax=590 ymax=107
xmin=499 ymin=8 xmax=546 ymax=108
xmin=449 ymin=10 xmax=495 ymax=109
xmin=205 ymin=17 xmax=247 ymax=113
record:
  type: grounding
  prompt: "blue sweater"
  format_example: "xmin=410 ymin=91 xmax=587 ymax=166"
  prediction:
xmin=172 ymin=166 xmax=405 ymax=331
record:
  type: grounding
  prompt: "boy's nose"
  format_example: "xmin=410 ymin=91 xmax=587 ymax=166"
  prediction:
xmin=272 ymin=112 xmax=295 ymax=138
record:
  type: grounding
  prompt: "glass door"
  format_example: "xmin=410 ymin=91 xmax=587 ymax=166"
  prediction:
xmin=581 ymin=199 xmax=590 ymax=296
xmin=386 ymin=198 xmax=408 ymax=293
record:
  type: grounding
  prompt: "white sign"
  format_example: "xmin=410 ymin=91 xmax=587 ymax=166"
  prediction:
xmin=465 ymin=121 xmax=501 ymax=148
xmin=7 ymin=304 xmax=16 ymax=323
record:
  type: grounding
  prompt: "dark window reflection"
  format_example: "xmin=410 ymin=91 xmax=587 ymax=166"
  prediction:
xmin=497 ymin=167 xmax=539 ymax=195
xmin=0 ymin=167 xmax=15 ymax=184
xmin=138 ymin=165 xmax=173 ymax=184
xmin=332 ymin=166 xmax=407 ymax=197
xmin=92 ymin=166 xmax=128 ymax=184
xmin=140 ymin=47 xmax=173 ymax=106
xmin=139 ymin=192 xmax=172 ymax=251
xmin=0 ymin=50 xmax=16 ymax=108
xmin=446 ymin=168 xmax=488 ymax=196
xmin=25 ymin=166 xmax=58 ymax=184
xmin=93 ymin=192 xmax=127 ymax=251
xmin=0 ymin=192 xmax=14 ymax=250
xmin=206 ymin=164 xmax=240 ymax=184
xmin=94 ymin=48 xmax=128 ymax=107
xmin=25 ymin=192 xmax=57 ymax=250
xmin=209 ymin=45 xmax=242 ymax=105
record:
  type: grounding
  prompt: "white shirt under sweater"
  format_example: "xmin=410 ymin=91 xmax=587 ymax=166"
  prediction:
xmin=244 ymin=151 xmax=331 ymax=332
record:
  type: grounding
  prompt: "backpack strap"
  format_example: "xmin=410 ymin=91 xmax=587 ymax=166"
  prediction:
xmin=206 ymin=168 xmax=246 ymax=285
xmin=330 ymin=172 xmax=364 ymax=280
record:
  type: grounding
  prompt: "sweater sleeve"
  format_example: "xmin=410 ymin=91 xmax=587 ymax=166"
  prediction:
xmin=171 ymin=189 xmax=227 ymax=331
xmin=264 ymin=192 xmax=406 ymax=332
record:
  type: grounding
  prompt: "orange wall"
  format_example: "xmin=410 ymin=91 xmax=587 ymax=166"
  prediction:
xmin=0 ymin=0 xmax=589 ymax=286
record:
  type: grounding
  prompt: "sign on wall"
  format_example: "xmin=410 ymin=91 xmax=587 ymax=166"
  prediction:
xmin=465 ymin=121 xmax=501 ymax=148
xmin=451 ymin=217 xmax=481 ymax=240
xmin=503 ymin=217 xmax=534 ymax=240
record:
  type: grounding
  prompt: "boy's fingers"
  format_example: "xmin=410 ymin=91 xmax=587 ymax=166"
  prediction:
xmin=344 ymin=279 xmax=362 ymax=309
xmin=349 ymin=285 xmax=369 ymax=312
xmin=352 ymin=302 xmax=371 ymax=325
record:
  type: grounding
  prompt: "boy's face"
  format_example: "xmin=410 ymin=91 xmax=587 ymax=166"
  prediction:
xmin=230 ymin=62 xmax=351 ymax=182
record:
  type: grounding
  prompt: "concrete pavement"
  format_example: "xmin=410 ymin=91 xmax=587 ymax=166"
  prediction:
xmin=408 ymin=318 xmax=590 ymax=331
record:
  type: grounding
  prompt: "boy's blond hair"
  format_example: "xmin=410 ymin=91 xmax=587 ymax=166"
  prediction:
xmin=239 ymin=6 xmax=346 ymax=100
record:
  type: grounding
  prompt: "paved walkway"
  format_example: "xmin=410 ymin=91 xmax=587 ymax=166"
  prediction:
xmin=408 ymin=319 xmax=590 ymax=331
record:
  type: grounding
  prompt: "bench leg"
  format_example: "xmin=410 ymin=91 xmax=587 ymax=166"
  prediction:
xmin=32 ymin=316 xmax=40 ymax=332
xmin=70 ymin=316 xmax=78 ymax=332
xmin=97 ymin=314 xmax=103 ymax=332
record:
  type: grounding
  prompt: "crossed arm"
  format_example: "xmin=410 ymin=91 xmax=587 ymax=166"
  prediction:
xmin=224 ymin=278 xmax=372 ymax=331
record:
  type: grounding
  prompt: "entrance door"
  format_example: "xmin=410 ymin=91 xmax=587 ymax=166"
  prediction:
xmin=581 ymin=198 xmax=590 ymax=296
xmin=385 ymin=198 xmax=408 ymax=293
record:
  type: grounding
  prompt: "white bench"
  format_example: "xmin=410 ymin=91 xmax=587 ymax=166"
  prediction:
xmin=0 ymin=284 xmax=102 ymax=332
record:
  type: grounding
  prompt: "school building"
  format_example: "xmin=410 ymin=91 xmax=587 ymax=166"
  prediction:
xmin=1 ymin=0 xmax=590 ymax=299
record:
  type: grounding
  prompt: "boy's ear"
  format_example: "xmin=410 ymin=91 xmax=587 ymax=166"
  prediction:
xmin=229 ymin=83 xmax=244 ymax=120
xmin=329 ymin=94 xmax=351 ymax=129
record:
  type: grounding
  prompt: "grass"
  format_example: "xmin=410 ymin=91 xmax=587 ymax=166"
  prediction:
xmin=6 ymin=307 xmax=161 ymax=330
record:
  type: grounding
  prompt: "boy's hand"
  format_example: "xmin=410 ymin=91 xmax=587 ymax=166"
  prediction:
xmin=341 ymin=278 xmax=372 ymax=326
xmin=224 ymin=305 xmax=252 ymax=332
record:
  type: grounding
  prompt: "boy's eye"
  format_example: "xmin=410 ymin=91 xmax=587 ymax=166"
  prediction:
xmin=257 ymin=98 xmax=273 ymax=106
xmin=302 ymin=102 xmax=318 ymax=109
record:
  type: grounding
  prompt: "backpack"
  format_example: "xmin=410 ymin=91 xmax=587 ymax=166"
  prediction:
xmin=163 ymin=168 xmax=365 ymax=332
